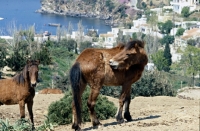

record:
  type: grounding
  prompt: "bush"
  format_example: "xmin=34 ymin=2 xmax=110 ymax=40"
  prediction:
xmin=176 ymin=28 xmax=185 ymax=36
xmin=101 ymin=71 xmax=176 ymax=98
xmin=0 ymin=118 xmax=32 ymax=131
xmin=132 ymin=71 xmax=176 ymax=97
xmin=181 ymin=6 xmax=190 ymax=18
xmin=47 ymin=88 xmax=117 ymax=125
xmin=0 ymin=117 xmax=56 ymax=131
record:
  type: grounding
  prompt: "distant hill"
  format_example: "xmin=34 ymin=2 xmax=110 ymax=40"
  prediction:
xmin=38 ymin=0 xmax=141 ymax=26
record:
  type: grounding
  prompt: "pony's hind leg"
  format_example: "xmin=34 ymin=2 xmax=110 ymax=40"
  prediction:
xmin=87 ymin=88 xmax=102 ymax=127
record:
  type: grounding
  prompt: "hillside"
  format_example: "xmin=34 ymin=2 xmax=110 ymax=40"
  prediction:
xmin=37 ymin=0 xmax=171 ymax=26
xmin=0 ymin=88 xmax=199 ymax=131
xmin=37 ymin=0 xmax=138 ymax=26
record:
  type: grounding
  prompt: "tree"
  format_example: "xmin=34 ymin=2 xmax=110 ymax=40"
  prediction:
xmin=160 ymin=35 xmax=174 ymax=45
xmin=32 ymin=46 xmax=52 ymax=65
xmin=0 ymin=45 xmax=7 ymax=78
xmin=60 ymin=38 xmax=77 ymax=52
xmin=158 ymin=20 xmax=174 ymax=34
xmin=79 ymin=41 xmax=93 ymax=53
xmin=6 ymin=49 xmax=27 ymax=71
xmin=150 ymin=1 xmax=153 ymax=6
xmin=187 ymin=39 xmax=196 ymax=46
xmin=178 ymin=45 xmax=200 ymax=86
xmin=141 ymin=2 xmax=147 ymax=9
xmin=132 ymin=32 xmax=137 ymax=40
xmin=105 ymin=0 xmax=114 ymax=12
xmin=116 ymin=29 xmax=124 ymax=43
xmin=5 ymin=21 xmax=21 ymax=48
xmin=176 ymin=28 xmax=185 ymax=36
xmin=163 ymin=43 xmax=172 ymax=72
xmin=67 ymin=21 xmax=73 ymax=35
xmin=181 ymin=6 xmax=190 ymax=18
xmin=19 ymin=25 xmax=36 ymax=56
xmin=151 ymin=50 xmax=168 ymax=71
xmin=56 ymin=26 xmax=66 ymax=43
xmin=77 ymin=20 xmax=84 ymax=48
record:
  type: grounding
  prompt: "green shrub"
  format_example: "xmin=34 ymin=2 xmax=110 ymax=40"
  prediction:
xmin=101 ymin=71 xmax=176 ymax=99
xmin=132 ymin=71 xmax=176 ymax=97
xmin=0 ymin=118 xmax=32 ymax=131
xmin=0 ymin=117 xmax=57 ymax=131
xmin=47 ymin=88 xmax=117 ymax=125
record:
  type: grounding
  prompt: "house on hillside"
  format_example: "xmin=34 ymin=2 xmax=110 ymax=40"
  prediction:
xmin=99 ymin=33 xmax=115 ymax=48
xmin=170 ymin=0 xmax=199 ymax=14
xmin=174 ymin=28 xmax=200 ymax=47
xmin=171 ymin=28 xmax=200 ymax=62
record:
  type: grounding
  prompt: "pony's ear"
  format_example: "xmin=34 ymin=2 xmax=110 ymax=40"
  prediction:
xmin=135 ymin=43 xmax=138 ymax=48
xmin=135 ymin=43 xmax=140 ymax=52
xmin=27 ymin=60 xmax=31 ymax=65
xmin=35 ymin=60 xmax=40 ymax=65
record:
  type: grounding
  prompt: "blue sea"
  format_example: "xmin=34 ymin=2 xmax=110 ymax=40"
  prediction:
xmin=0 ymin=0 xmax=111 ymax=35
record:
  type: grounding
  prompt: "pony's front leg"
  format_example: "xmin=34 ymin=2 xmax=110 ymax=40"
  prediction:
xmin=124 ymin=94 xmax=132 ymax=121
xmin=27 ymin=100 xmax=35 ymax=129
xmin=19 ymin=100 xmax=25 ymax=119
xmin=116 ymin=84 xmax=132 ymax=123
xmin=87 ymin=88 xmax=102 ymax=127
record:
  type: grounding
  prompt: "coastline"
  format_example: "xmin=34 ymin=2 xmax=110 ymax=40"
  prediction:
xmin=35 ymin=8 xmax=115 ymax=26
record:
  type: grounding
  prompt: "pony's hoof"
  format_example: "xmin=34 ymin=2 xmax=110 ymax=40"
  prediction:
xmin=124 ymin=112 xmax=132 ymax=121
xmin=93 ymin=123 xmax=104 ymax=129
xmin=31 ymin=126 xmax=35 ymax=131
xmin=92 ymin=120 xmax=102 ymax=127
xmin=72 ymin=123 xmax=82 ymax=131
xmin=117 ymin=118 xmax=125 ymax=124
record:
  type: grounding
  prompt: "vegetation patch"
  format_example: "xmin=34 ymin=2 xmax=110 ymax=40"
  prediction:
xmin=47 ymin=88 xmax=117 ymax=125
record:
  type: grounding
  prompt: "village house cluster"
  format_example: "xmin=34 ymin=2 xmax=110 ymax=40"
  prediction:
xmin=1 ymin=0 xmax=200 ymax=67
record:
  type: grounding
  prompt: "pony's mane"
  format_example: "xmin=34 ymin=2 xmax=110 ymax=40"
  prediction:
xmin=125 ymin=40 xmax=145 ymax=50
xmin=114 ymin=40 xmax=145 ymax=50
xmin=114 ymin=43 xmax=126 ymax=49
xmin=13 ymin=64 xmax=28 ymax=85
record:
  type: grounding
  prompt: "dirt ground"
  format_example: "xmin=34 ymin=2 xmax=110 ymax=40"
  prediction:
xmin=0 ymin=89 xmax=199 ymax=131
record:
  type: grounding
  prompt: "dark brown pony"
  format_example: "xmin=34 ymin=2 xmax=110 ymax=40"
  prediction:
xmin=70 ymin=40 xmax=148 ymax=131
xmin=0 ymin=60 xmax=40 ymax=128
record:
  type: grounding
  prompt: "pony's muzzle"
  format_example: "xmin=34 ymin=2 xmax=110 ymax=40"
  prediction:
xmin=109 ymin=59 xmax=119 ymax=69
xmin=31 ymin=83 xmax=37 ymax=87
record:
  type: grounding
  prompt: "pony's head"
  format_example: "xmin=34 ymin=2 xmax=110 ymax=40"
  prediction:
xmin=109 ymin=40 xmax=148 ymax=70
xmin=26 ymin=60 xmax=40 ymax=87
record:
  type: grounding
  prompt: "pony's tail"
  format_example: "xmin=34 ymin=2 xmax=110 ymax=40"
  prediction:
xmin=70 ymin=62 xmax=82 ymax=124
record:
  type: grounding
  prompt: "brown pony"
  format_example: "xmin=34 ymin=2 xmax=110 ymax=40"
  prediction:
xmin=0 ymin=60 xmax=40 ymax=128
xmin=70 ymin=40 xmax=148 ymax=131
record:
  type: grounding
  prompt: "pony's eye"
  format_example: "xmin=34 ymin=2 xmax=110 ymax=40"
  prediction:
xmin=126 ymin=54 xmax=130 ymax=56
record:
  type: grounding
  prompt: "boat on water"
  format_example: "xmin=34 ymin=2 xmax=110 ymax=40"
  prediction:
xmin=48 ymin=23 xmax=62 ymax=27
xmin=0 ymin=17 xmax=4 ymax=20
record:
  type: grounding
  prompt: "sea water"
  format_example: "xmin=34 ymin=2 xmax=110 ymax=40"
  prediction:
xmin=0 ymin=0 xmax=111 ymax=35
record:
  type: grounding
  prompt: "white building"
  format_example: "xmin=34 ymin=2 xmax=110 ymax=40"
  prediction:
xmin=170 ymin=0 xmax=199 ymax=14
xmin=174 ymin=28 xmax=200 ymax=48
xmin=133 ymin=15 xmax=147 ymax=28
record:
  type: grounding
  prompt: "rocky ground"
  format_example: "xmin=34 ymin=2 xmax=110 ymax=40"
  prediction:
xmin=0 ymin=88 xmax=199 ymax=131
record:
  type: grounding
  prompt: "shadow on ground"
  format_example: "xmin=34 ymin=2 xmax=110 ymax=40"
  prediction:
xmin=83 ymin=115 xmax=161 ymax=130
